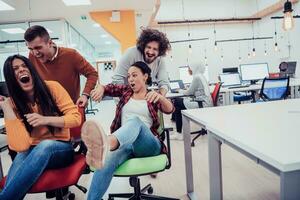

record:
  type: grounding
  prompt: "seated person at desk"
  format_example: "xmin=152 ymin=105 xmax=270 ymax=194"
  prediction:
xmin=81 ymin=61 xmax=174 ymax=199
xmin=0 ymin=55 xmax=81 ymax=200
xmin=171 ymin=62 xmax=212 ymax=140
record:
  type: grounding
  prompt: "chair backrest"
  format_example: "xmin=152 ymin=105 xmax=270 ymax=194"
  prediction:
xmin=260 ymin=77 xmax=290 ymax=101
xmin=269 ymin=73 xmax=280 ymax=78
xmin=70 ymin=107 xmax=86 ymax=141
xmin=211 ymin=82 xmax=222 ymax=107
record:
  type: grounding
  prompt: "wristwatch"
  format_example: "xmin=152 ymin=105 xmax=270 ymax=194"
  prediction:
xmin=82 ymin=93 xmax=90 ymax=99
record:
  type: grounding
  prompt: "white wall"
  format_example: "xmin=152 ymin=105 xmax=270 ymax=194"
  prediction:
xmin=157 ymin=0 xmax=300 ymax=83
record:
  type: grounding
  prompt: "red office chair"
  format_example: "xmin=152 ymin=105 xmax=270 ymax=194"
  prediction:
xmin=191 ymin=82 xmax=222 ymax=146
xmin=0 ymin=107 xmax=88 ymax=200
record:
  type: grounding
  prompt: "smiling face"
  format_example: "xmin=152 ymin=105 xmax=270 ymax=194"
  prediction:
xmin=127 ymin=66 xmax=148 ymax=93
xmin=143 ymin=41 xmax=159 ymax=64
xmin=12 ymin=58 xmax=34 ymax=94
xmin=26 ymin=36 xmax=53 ymax=63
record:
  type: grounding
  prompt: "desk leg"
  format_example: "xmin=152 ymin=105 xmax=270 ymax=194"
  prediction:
xmin=229 ymin=92 xmax=234 ymax=105
xmin=223 ymin=92 xmax=230 ymax=106
xmin=0 ymin=154 xmax=3 ymax=179
xmin=290 ymin=86 xmax=295 ymax=99
xmin=280 ymin=170 xmax=300 ymax=200
xmin=291 ymin=85 xmax=300 ymax=99
xmin=182 ymin=115 xmax=197 ymax=200
xmin=208 ymin=132 xmax=223 ymax=200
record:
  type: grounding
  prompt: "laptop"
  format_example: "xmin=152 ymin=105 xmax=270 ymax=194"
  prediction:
xmin=219 ymin=73 xmax=250 ymax=88
xmin=219 ymin=73 xmax=242 ymax=87
xmin=280 ymin=61 xmax=297 ymax=78
xmin=169 ymin=80 xmax=184 ymax=93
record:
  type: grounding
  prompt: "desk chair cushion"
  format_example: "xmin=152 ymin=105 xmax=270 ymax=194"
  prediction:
xmin=114 ymin=154 xmax=168 ymax=177
xmin=0 ymin=154 xmax=86 ymax=193
xmin=233 ymin=93 xmax=252 ymax=102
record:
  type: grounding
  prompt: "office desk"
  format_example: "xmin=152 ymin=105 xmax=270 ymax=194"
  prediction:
xmin=182 ymin=99 xmax=300 ymax=200
xmin=166 ymin=92 xmax=187 ymax=99
xmin=219 ymin=78 xmax=300 ymax=105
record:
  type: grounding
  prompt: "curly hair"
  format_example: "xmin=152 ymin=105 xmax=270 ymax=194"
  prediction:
xmin=137 ymin=28 xmax=171 ymax=57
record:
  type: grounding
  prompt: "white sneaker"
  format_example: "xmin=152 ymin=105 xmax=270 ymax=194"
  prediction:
xmin=81 ymin=120 xmax=109 ymax=169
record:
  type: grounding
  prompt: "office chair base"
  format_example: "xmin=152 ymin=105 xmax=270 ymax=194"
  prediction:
xmin=191 ymin=129 xmax=207 ymax=147
xmin=108 ymin=177 xmax=179 ymax=200
xmin=54 ymin=190 xmax=75 ymax=200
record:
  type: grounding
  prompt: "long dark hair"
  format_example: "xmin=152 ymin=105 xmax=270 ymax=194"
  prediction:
xmin=3 ymin=54 xmax=62 ymax=134
xmin=131 ymin=61 xmax=152 ymax=85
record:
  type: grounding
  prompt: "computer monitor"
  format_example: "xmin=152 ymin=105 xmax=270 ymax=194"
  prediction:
xmin=240 ymin=63 xmax=269 ymax=83
xmin=179 ymin=66 xmax=192 ymax=84
xmin=286 ymin=61 xmax=297 ymax=77
xmin=169 ymin=80 xmax=184 ymax=92
xmin=222 ymin=67 xmax=238 ymax=73
xmin=219 ymin=73 xmax=241 ymax=87
xmin=0 ymin=82 xmax=9 ymax=97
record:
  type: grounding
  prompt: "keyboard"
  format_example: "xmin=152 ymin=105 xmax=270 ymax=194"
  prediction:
xmin=228 ymin=84 xmax=250 ymax=89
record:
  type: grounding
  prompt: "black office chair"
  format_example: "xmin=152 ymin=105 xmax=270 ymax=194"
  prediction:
xmin=259 ymin=77 xmax=290 ymax=101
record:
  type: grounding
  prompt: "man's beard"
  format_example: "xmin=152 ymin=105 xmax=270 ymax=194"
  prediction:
xmin=143 ymin=53 xmax=156 ymax=64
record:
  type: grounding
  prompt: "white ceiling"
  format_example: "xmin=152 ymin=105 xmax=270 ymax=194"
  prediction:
xmin=0 ymin=0 xmax=156 ymax=49
xmin=156 ymin=0 xmax=295 ymax=21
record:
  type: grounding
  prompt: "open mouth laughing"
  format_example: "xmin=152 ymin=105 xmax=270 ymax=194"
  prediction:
xmin=19 ymin=75 xmax=30 ymax=83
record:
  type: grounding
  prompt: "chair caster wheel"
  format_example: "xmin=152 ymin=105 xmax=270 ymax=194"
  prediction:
xmin=68 ymin=193 xmax=75 ymax=200
xmin=147 ymin=186 xmax=153 ymax=194
xmin=191 ymin=142 xmax=195 ymax=147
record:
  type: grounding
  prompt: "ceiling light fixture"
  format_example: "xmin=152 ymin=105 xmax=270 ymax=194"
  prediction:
xmin=282 ymin=0 xmax=294 ymax=31
xmin=251 ymin=22 xmax=256 ymax=57
xmin=188 ymin=44 xmax=192 ymax=54
xmin=274 ymin=20 xmax=279 ymax=52
xmin=204 ymin=48 xmax=207 ymax=64
xmin=264 ymin=41 xmax=267 ymax=56
xmin=1 ymin=28 xmax=25 ymax=34
xmin=275 ymin=42 xmax=279 ymax=52
xmin=62 ymin=0 xmax=91 ymax=6
xmin=220 ymin=47 xmax=224 ymax=61
xmin=0 ymin=1 xmax=15 ymax=11
xmin=252 ymin=48 xmax=256 ymax=57
xmin=213 ymin=24 xmax=217 ymax=51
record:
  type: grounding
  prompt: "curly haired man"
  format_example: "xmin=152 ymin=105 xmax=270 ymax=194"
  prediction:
xmin=112 ymin=28 xmax=171 ymax=96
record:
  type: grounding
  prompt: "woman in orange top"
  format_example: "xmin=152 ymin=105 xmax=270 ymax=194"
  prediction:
xmin=0 ymin=54 xmax=81 ymax=200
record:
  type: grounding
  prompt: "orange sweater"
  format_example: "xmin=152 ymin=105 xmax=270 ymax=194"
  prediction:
xmin=5 ymin=81 xmax=81 ymax=152
xmin=29 ymin=47 xmax=98 ymax=103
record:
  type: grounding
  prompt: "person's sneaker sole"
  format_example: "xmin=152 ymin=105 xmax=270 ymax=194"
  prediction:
xmin=81 ymin=120 xmax=108 ymax=169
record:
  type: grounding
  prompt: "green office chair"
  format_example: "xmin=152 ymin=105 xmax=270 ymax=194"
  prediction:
xmin=108 ymin=112 xmax=179 ymax=200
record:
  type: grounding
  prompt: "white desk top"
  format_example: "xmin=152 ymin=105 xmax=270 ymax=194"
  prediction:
xmin=218 ymin=77 xmax=300 ymax=93
xmin=182 ymin=99 xmax=300 ymax=172
xmin=166 ymin=92 xmax=186 ymax=99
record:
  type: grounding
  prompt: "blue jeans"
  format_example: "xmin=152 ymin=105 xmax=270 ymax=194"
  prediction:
xmin=87 ymin=117 xmax=162 ymax=200
xmin=0 ymin=140 xmax=74 ymax=200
